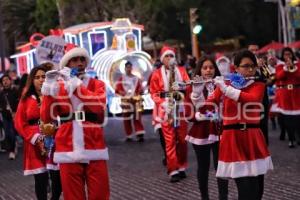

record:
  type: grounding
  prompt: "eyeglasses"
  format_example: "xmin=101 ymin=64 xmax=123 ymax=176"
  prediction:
xmin=165 ymin=54 xmax=174 ymax=58
xmin=70 ymin=56 xmax=86 ymax=62
xmin=34 ymin=75 xmax=46 ymax=80
xmin=239 ymin=64 xmax=257 ymax=69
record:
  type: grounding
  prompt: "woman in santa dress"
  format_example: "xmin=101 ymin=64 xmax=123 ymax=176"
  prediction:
xmin=195 ymin=50 xmax=273 ymax=200
xmin=186 ymin=56 xmax=228 ymax=200
xmin=15 ymin=65 xmax=61 ymax=200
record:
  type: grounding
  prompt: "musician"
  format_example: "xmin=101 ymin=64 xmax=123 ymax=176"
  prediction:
xmin=196 ymin=50 xmax=273 ymax=200
xmin=275 ymin=47 xmax=300 ymax=148
xmin=115 ymin=61 xmax=145 ymax=142
xmin=40 ymin=44 xmax=109 ymax=200
xmin=186 ymin=56 xmax=228 ymax=200
xmin=15 ymin=65 xmax=62 ymax=200
xmin=149 ymin=45 xmax=190 ymax=182
xmin=248 ymin=44 xmax=270 ymax=145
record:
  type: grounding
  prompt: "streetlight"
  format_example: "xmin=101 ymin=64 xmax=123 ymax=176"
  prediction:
xmin=193 ymin=25 xmax=203 ymax=35
xmin=189 ymin=8 xmax=202 ymax=60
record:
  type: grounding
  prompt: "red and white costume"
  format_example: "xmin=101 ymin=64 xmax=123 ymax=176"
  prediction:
xmin=185 ymin=84 xmax=220 ymax=145
xmin=275 ymin=62 xmax=300 ymax=115
xmin=200 ymin=80 xmax=273 ymax=178
xmin=15 ymin=95 xmax=59 ymax=175
xmin=115 ymin=74 xmax=145 ymax=138
xmin=149 ymin=64 xmax=190 ymax=175
xmin=41 ymin=45 xmax=109 ymax=200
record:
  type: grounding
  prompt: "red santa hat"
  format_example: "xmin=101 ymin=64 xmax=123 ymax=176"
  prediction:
xmin=160 ymin=45 xmax=176 ymax=62
xmin=59 ymin=43 xmax=90 ymax=69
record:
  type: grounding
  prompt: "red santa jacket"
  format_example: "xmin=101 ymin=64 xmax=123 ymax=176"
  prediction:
xmin=40 ymin=76 xmax=108 ymax=163
xmin=115 ymin=75 xmax=142 ymax=96
xmin=185 ymin=84 xmax=220 ymax=145
xmin=15 ymin=95 xmax=47 ymax=175
xmin=149 ymin=65 xmax=190 ymax=123
xmin=275 ymin=62 xmax=300 ymax=115
xmin=203 ymin=81 xmax=273 ymax=178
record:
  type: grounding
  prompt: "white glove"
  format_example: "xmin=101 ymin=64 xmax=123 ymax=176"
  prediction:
xmin=41 ymin=70 xmax=60 ymax=96
xmin=64 ymin=76 xmax=82 ymax=96
xmin=214 ymin=76 xmax=227 ymax=93
xmin=161 ymin=101 xmax=172 ymax=115
xmin=192 ymin=76 xmax=205 ymax=94
xmin=59 ymin=67 xmax=71 ymax=81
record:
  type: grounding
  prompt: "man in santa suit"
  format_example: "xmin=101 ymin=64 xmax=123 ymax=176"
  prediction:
xmin=40 ymin=44 xmax=109 ymax=200
xmin=115 ymin=61 xmax=145 ymax=142
xmin=149 ymin=45 xmax=190 ymax=182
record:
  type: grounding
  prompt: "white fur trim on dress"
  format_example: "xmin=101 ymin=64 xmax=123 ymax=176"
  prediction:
xmin=65 ymin=77 xmax=82 ymax=96
xmin=224 ymin=86 xmax=241 ymax=101
xmin=30 ymin=133 xmax=41 ymax=145
xmin=135 ymin=130 xmax=145 ymax=135
xmin=276 ymin=108 xmax=300 ymax=115
xmin=59 ymin=47 xmax=90 ymax=69
xmin=160 ymin=65 xmax=183 ymax=91
xmin=24 ymin=167 xmax=47 ymax=176
xmin=154 ymin=123 xmax=161 ymax=133
xmin=216 ymin=156 xmax=273 ymax=178
xmin=195 ymin=112 xmax=209 ymax=121
xmin=160 ymin=50 xmax=175 ymax=62
xmin=185 ymin=135 xmax=219 ymax=145
xmin=54 ymin=148 xmax=109 ymax=163
xmin=169 ymin=170 xmax=179 ymax=176
xmin=46 ymin=164 xmax=60 ymax=171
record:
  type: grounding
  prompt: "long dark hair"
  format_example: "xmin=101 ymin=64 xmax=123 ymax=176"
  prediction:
xmin=193 ymin=56 xmax=221 ymax=78
xmin=21 ymin=64 xmax=51 ymax=101
xmin=280 ymin=47 xmax=296 ymax=62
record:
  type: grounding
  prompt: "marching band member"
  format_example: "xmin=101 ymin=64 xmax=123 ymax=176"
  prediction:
xmin=186 ymin=56 xmax=228 ymax=200
xmin=40 ymin=44 xmax=109 ymax=200
xmin=195 ymin=50 xmax=273 ymax=200
xmin=275 ymin=47 xmax=300 ymax=148
xmin=115 ymin=61 xmax=145 ymax=142
xmin=149 ymin=45 xmax=190 ymax=182
xmin=15 ymin=65 xmax=62 ymax=200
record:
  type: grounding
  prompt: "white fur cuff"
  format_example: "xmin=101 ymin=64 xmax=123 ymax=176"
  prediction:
xmin=224 ymin=86 xmax=241 ymax=101
xmin=30 ymin=133 xmax=41 ymax=145
xmin=195 ymin=112 xmax=207 ymax=121
xmin=41 ymin=81 xmax=60 ymax=96
xmin=65 ymin=77 xmax=82 ymax=95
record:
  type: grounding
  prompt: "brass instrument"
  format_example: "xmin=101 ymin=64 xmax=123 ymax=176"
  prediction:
xmin=120 ymin=95 xmax=144 ymax=113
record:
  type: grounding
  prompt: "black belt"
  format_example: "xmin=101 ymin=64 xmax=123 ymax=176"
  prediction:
xmin=277 ymin=84 xmax=300 ymax=90
xmin=59 ymin=112 xmax=101 ymax=124
xmin=223 ymin=123 xmax=260 ymax=131
xmin=160 ymin=90 xmax=186 ymax=98
xmin=28 ymin=119 xmax=39 ymax=125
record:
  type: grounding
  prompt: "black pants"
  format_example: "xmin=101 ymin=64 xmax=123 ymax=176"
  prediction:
xmin=278 ymin=114 xmax=286 ymax=139
xmin=2 ymin=118 xmax=16 ymax=153
xmin=282 ymin=115 xmax=300 ymax=142
xmin=193 ymin=143 xmax=228 ymax=200
xmin=34 ymin=170 xmax=62 ymax=200
xmin=234 ymin=175 xmax=264 ymax=200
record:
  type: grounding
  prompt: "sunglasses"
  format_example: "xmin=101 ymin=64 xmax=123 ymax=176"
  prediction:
xmin=70 ymin=56 xmax=86 ymax=62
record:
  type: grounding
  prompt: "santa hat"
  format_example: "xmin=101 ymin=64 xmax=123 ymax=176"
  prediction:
xmin=215 ymin=54 xmax=230 ymax=65
xmin=59 ymin=43 xmax=90 ymax=69
xmin=160 ymin=45 xmax=176 ymax=62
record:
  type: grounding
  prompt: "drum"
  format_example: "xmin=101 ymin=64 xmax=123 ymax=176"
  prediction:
xmin=132 ymin=95 xmax=144 ymax=113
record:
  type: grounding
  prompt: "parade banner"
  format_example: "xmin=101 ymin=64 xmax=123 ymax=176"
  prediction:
xmin=35 ymin=36 xmax=66 ymax=68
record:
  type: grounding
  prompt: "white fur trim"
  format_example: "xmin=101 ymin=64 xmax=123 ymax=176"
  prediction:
xmin=160 ymin=50 xmax=175 ymax=62
xmin=30 ymin=133 xmax=41 ymax=145
xmin=283 ymin=65 xmax=298 ymax=72
xmin=59 ymin=47 xmax=90 ymax=69
xmin=135 ymin=130 xmax=145 ymax=135
xmin=46 ymin=164 xmax=60 ymax=171
xmin=41 ymin=81 xmax=59 ymax=96
xmin=190 ymin=92 xmax=204 ymax=106
xmin=178 ymin=168 xmax=186 ymax=172
xmin=54 ymin=148 xmax=109 ymax=163
xmin=276 ymin=108 xmax=300 ymax=115
xmin=216 ymin=56 xmax=230 ymax=65
xmin=65 ymin=77 xmax=82 ymax=96
xmin=185 ymin=135 xmax=219 ymax=145
xmin=224 ymin=86 xmax=241 ymax=101
xmin=169 ymin=170 xmax=179 ymax=176
xmin=160 ymin=65 xmax=183 ymax=91
xmin=24 ymin=167 xmax=47 ymax=176
xmin=195 ymin=112 xmax=207 ymax=121
xmin=154 ymin=123 xmax=161 ymax=133
xmin=216 ymin=156 xmax=273 ymax=178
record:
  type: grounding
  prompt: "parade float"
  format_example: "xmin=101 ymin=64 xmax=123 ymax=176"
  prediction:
xmin=10 ymin=18 xmax=154 ymax=114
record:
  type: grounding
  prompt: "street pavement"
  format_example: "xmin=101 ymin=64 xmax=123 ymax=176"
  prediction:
xmin=0 ymin=113 xmax=299 ymax=200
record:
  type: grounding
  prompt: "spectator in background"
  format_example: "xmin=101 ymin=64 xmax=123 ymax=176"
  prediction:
xmin=8 ymin=69 xmax=20 ymax=87
xmin=185 ymin=55 xmax=196 ymax=78
xmin=0 ymin=74 xmax=19 ymax=159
